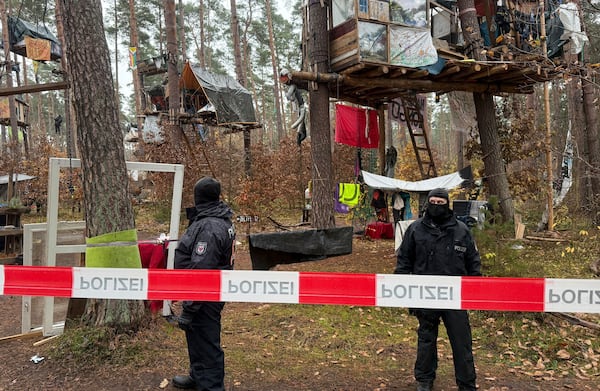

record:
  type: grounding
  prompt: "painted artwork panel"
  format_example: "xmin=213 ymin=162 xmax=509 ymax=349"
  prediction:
xmin=358 ymin=21 xmax=388 ymax=63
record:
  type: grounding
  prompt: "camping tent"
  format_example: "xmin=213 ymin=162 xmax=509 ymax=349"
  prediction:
xmin=179 ymin=62 xmax=257 ymax=126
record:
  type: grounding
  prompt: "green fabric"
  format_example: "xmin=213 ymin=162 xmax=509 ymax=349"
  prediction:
xmin=339 ymin=183 xmax=360 ymax=206
xmin=85 ymin=229 xmax=141 ymax=268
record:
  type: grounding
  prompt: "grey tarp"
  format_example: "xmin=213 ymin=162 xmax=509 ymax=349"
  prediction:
xmin=0 ymin=16 xmax=61 ymax=61
xmin=180 ymin=63 xmax=257 ymax=125
xmin=248 ymin=227 xmax=353 ymax=270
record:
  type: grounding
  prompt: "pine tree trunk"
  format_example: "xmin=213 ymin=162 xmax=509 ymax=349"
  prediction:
xmin=178 ymin=0 xmax=186 ymax=63
xmin=230 ymin=0 xmax=244 ymax=84
xmin=61 ymin=0 xmax=145 ymax=331
xmin=566 ymin=76 xmax=587 ymax=209
xmin=198 ymin=0 xmax=206 ymax=68
xmin=113 ymin=0 xmax=121 ymax=116
xmin=308 ymin=0 xmax=335 ymax=229
xmin=582 ymin=73 xmax=600 ymax=215
xmin=448 ymin=91 xmax=477 ymax=170
xmin=457 ymin=0 xmax=514 ymax=221
xmin=163 ymin=0 xmax=182 ymax=147
xmin=128 ymin=0 xmax=144 ymax=132
xmin=572 ymin=0 xmax=599 ymax=215
xmin=163 ymin=0 xmax=180 ymax=124
xmin=0 ymin=0 xmax=22 ymax=199
xmin=230 ymin=0 xmax=252 ymax=176
xmin=55 ymin=0 xmax=78 ymax=158
xmin=473 ymin=92 xmax=513 ymax=220
xmin=265 ymin=0 xmax=284 ymax=143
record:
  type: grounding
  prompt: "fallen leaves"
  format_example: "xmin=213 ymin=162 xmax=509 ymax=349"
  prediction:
xmin=556 ymin=349 xmax=571 ymax=360
xmin=159 ymin=378 xmax=169 ymax=389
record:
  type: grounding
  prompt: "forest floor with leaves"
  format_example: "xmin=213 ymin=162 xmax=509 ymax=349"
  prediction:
xmin=1 ymin=216 xmax=600 ymax=391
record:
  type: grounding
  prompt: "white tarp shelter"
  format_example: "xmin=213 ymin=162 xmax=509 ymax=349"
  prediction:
xmin=361 ymin=167 xmax=471 ymax=192
xmin=0 ymin=174 xmax=36 ymax=201
xmin=0 ymin=173 xmax=35 ymax=185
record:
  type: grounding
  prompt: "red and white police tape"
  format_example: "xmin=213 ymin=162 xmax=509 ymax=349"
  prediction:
xmin=1 ymin=265 xmax=599 ymax=313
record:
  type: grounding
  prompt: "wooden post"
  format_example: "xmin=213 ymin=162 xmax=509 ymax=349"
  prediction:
xmin=55 ymin=0 xmax=77 ymax=158
xmin=540 ymin=0 xmax=554 ymax=230
xmin=0 ymin=0 xmax=22 ymax=201
xmin=378 ymin=105 xmax=386 ymax=175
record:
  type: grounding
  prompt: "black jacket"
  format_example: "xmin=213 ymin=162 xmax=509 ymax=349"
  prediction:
xmin=175 ymin=201 xmax=235 ymax=313
xmin=395 ymin=212 xmax=481 ymax=277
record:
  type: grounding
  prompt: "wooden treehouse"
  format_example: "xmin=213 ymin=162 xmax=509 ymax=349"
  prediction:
xmin=135 ymin=57 xmax=260 ymax=133
xmin=292 ymin=0 xmax=583 ymax=177
xmin=133 ymin=58 xmax=261 ymax=176
xmin=320 ymin=0 xmax=571 ymax=103
xmin=0 ymin=96 xmax=29 ymax=127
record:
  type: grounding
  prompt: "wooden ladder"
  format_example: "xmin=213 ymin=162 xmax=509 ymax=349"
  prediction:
xmin=399 ymin=94 xmax=437 ymax=179
xmin=181 ymin=124 xmax=216 ymax=178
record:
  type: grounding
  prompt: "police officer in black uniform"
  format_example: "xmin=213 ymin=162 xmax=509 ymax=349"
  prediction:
xmin=395 ymin=188 xmax=480 ymax=391
xmin=172 ymin=177 xmax=235 ymax=391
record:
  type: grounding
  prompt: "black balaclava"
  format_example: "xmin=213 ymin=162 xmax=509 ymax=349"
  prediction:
xmin=194 ymin=177 xmax=221 ymax=205
xmin=426 ymin=188 xmax=451 ymax=223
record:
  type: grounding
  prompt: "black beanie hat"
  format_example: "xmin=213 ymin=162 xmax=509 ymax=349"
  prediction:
xmin=194 ymin=177 xmax=221 ymax=205
xmin=427 ymin=188 xmax=449 ymax=202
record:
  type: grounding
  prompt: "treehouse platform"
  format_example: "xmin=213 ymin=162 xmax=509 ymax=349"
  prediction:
xmin=294 ymin=0 xmax=583 ymax=106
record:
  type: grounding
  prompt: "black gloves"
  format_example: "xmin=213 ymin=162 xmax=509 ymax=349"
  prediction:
xmin=177 ymin=311 xmax=194 ymax=332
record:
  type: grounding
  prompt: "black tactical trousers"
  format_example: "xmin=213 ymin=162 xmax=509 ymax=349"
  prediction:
xmin=414 ymin=309 xmax=476 ymax=390
xmin=185 ymin=302 xmax=226 ymax=391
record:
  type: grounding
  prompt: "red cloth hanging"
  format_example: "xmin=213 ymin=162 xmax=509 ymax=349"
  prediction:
xmin=335 ymin=104 xmax=380 ymax=149
xmin=475 ymin=0 xmax=496 ymax=17
xmin=138 ymin=241 xmax=168 ymax=313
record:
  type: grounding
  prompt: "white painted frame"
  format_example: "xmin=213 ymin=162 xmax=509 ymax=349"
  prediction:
xmin=22 ymin=221 xmax=86 ymax=334
xmin=41 ymin=157 xmax=184 ymax=335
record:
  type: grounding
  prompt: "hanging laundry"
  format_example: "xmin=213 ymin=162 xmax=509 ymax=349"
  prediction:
xmin=339 ymin=183 xmax=361 ymax=207
xmin=385 ymin=146 xmax=397 ymax=178
xmin=371 ymin=189 xmax=389 ymax=222
xmin=558 ymin=2 xmax=589 ymax=55
xmin=400 ymin=191 xmax=412 ymax=220
xmin=354 ymin=149 xmax=363 ymax=177
xmin=334 ymin=185 xmax=351 ymax=214
xmin=335 ymin=104 xmax=379 ymax=148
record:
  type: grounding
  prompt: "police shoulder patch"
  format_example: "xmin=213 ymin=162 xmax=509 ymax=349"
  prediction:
xmin=196 ymin=241 xmax=208 ymax=255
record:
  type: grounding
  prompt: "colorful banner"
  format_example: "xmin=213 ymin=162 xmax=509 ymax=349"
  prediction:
xmin=129 ymin=47 xmax=137 ymax=69
xmin=389 ymin=26 xmax=438 ymax=68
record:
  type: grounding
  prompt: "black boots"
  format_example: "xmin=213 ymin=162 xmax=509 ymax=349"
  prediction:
xmin=172 ymin=374 xmax=196 ymax=389
xmin=416 ymin=381 xmax=433 ymax=391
